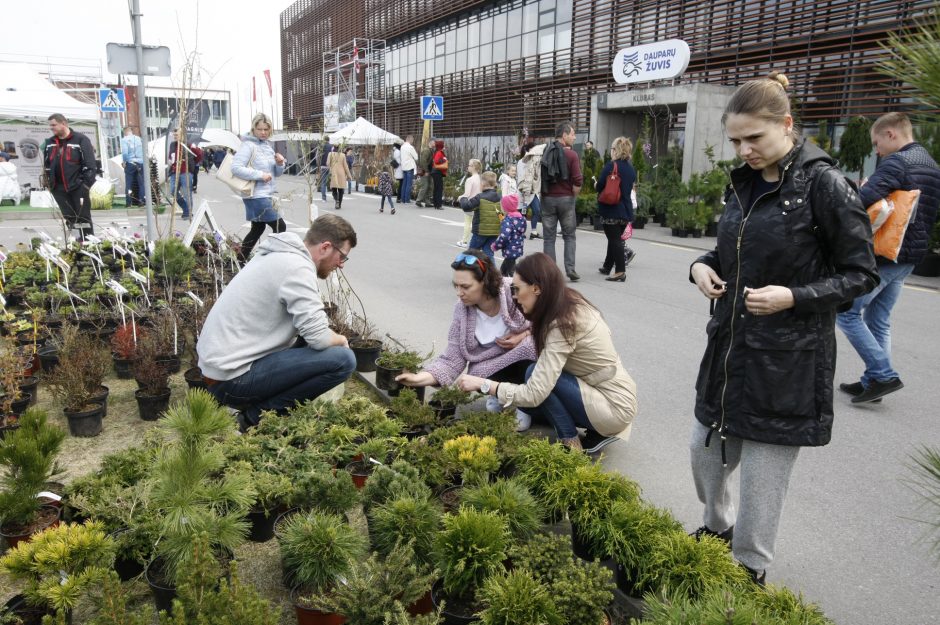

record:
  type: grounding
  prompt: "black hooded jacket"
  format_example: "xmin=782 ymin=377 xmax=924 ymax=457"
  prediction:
xmin=43 ymin=130 xmax=97 ymax=192
xmin=691 ymin=141 xmax=878 ymax=447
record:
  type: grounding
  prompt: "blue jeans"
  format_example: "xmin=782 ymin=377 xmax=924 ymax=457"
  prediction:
xmin=168 ymin=173 xmax=192 ymax=217
xmin=836 ymin=262 xmax=914 ymax=386
xmin=207 ymin=344 xmax=356 ymax=425
xmin=319 ymin=168 xmax=330 ymax=201
xmin=468 ymin=234 xmax=497 ymax=258
xmin=400 ymin=169 xmax=415 ymax=204
xmin=125 ymin=161 xmax=146 ymax=205
xmin=523 ymin=363 xmax=590 ymax=439
xmin=527 ymin=195 xmax=542 ymax=232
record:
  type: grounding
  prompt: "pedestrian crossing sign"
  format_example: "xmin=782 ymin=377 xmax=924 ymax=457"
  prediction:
xmin=421 ymin=95 xmax=444 ymax=121
xmin=99 ymin=88 xmax=126 ymax=113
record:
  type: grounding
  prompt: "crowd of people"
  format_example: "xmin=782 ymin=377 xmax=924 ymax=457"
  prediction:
xmin=26 ymin=71 xmax=939 ymax=588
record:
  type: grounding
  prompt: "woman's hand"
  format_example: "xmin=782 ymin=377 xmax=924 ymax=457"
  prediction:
xmin=456 ymin=374 xmax=485 ymax=393
xmin=274 ymin=153 xmax=286 ymax=165
xmin=743 ymin=286 xmax=794 ymax=316
xmin=495 ymin=331 xmax=528 ymax=350
xmin=261 ymin=173 xmax=273 ymax=182
xmin=396 ymin=371 xmax=436 ymax=387
xmin=691 ymin=262 xmax=727 ymax=300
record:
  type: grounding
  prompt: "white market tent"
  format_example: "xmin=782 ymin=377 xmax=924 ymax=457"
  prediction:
xmin=329 ymin=117 xmax=401 ymax=145
xmin=115 ymin=128 xmax=243 ymax=185
xmin=0 ymin=62 xmax=98 ymax=121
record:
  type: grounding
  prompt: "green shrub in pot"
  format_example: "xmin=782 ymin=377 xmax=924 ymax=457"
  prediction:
xmin=433 ymin=507 xmax=509 ymax=599
xmin=460 ymin=478 xmax=540 ymax=539
xmin=369 ymin=495 xmax=442 ymax=566
xmin=278 ymin=510 xmax=366 ymax=592
xmin=477 ymin=569 xmax=562 ymax=625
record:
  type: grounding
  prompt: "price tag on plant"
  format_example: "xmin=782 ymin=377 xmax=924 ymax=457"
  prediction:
xmin=186 ymin=291 xmax=204 ymax=307
xmin=106 ymin=280 xmax=128 ymax=296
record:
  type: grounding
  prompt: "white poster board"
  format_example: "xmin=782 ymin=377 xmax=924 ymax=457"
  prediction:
xmin=0 ymin=121 xmax=97 ymax=191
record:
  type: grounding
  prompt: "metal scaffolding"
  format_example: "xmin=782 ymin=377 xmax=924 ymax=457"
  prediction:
xmin=322 ymin=38 xmax=387 ymax=132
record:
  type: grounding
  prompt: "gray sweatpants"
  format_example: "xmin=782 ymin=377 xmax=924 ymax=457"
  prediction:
xmin=689 ymin=421 xmax=800 ymax=573
xmin=541 ymin=195 xmax=578 ymax=274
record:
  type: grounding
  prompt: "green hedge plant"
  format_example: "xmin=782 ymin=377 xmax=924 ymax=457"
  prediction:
xmin=460 ymin=478 xmax=541 ymax=539
xmin=434 ymin=507 xmax=509 ymax=598
xmin=477 ymin=569 xmax=562 ymax=625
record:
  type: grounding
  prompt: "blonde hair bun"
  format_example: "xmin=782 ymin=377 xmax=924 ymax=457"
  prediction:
xmin=768 ymin=72 xmax=790 ymax=90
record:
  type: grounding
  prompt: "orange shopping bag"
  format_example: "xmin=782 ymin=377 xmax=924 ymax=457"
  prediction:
xmin=866 ymin=189 xmax=920 ymax=261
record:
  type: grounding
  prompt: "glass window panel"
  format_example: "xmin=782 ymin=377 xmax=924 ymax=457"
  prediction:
xmin=465 ymin=46 xmax=478 ymax=69
xmin=457 ymin=51 xmax=468 ymax=72
xmin=508 ymin=7 xmax=523 ymax=37
xmin=468 ymin=20 xmax=480 ymax=48
xmin=411 ymin=42 xmax=418 ymax=64
xmin=539 ymin=8 xmax=555 ymax=28
xmin=426 ymin=59 xmax=434 ymax=77
xmin=523 ymin=3 xmax=538 ymax=32
xmin=522 ymin=32 xmax=537 ymax=57
xmin=480 ymin=17 xmax=493 ymax=44
xmin=446 ymin=53 xmax=456 ymax=74
xmin=556 ymin=1 xmax=572 ymax=23
xmin=538 ymin=29 xmax=554 ymax=54
xmin=555 ymin=24 xmax=571 ymax=51
xmin=457 ymin=25 xmax=467 ymax=51
xmin=506 ymin=35 xmax=521 ymax=60
xmin=493 ymin=12 xmax=507 ymax=41
xmin=435 ymin=56 xmax=445 ymax=75
xmin=416 ymin=61 xmax=425 ymax=81
xmin=492 ymin=39 xmax=506 ymax=63
xmin=436 ymin=41 xmax=446 ymax=57
xmin=393 ymin=69 xmax=400 ymax=85
xmin=436 ymin=33 xmax=445 ymax=47
xmin=426 ymin=38 xmax=435 ymax=59
xmin=479 ymin=43 xmax=492 ymax=66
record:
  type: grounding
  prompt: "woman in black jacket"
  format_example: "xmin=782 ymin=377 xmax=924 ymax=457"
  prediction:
xmin=595 ymin=136 xmax=637 ymax=282
xmin=688 ymin=72 xmax=878 ymax=585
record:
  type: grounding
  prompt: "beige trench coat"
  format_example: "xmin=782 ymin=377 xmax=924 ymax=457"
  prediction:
xmin=495 ymin=304 xmax=638 ymax=440
xmin=328 ymin=151 xmax=351 ymax=189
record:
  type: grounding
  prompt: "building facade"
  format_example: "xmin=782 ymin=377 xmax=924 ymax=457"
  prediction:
xmin=281 ymin=0 xmax=930 ymax=146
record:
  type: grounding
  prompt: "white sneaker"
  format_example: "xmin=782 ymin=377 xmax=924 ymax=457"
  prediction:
xmin=485 ymin=395 xmax=502 ymax=413
xmin=515 ymin=409 xmax=532 ymax=432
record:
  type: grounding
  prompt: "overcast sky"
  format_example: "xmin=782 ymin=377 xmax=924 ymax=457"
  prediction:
xmin=4 ymin=0 xmax=295 ymax=133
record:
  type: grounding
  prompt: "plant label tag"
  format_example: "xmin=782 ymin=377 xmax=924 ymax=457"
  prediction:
xmin=0 ymin=293 xmax=6 ymax=308
xmin=0 ymin=251 xmax=6 ymax=262
xmin=128 ymin=270 xmax=149 ymax=284
xmin=106 ymin=280 xmax=128 ymax=296
xmin=35 ymin=491 xmax=62 ymax=502
xmin=78 ymin=250 xmax=104 ymax=266
xmin=51 ymin=255 xmax=70 ymax=274
xmin=55 ymin=283 xmax=87 ymax=303
xmin=186 ymin=291 xmax=204 ymax=307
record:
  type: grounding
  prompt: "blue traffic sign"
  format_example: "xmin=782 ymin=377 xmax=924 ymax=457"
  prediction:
xmin=421 ymin=95 xmax=444 ymax=121
xmin=99 ymin=88 xmax=126 ymax=113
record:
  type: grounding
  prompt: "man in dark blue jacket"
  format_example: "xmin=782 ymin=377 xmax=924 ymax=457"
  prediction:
xmin=837 ymin=112 xmax=940 ymax=403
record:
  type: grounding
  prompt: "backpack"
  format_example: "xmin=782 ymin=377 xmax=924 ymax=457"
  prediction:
xmin=598 ymin=162 xmax=622 ymax=204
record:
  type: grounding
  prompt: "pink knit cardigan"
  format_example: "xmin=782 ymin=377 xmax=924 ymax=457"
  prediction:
xmin=424 ymin=278 xmax=536 ymax=386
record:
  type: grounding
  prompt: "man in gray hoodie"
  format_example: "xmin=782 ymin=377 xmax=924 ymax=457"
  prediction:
xmin=197 ymin=214 xmax=357 ymax=428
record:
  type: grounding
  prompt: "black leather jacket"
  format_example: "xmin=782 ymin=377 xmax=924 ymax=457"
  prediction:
xmin=691 ymin=141 xmax=878 ymax=447
xmin=43 ymin=131 xmax=97 ymax=192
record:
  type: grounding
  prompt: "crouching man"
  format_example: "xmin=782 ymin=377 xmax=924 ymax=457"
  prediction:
xmin=197 ymin=214 xmax=357 ymax=427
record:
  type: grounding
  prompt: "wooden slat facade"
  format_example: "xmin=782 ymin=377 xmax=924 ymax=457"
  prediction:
xmin=281 ymin=0 xmax=933 ymax=137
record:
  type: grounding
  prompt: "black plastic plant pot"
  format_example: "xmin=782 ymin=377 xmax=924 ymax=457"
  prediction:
xmin=135 ymin=388 xmax=171 ymax=421
xmin=374 ymin=362 xmax=403 ymax=393
xmin=110 ymin=528 xmax=145 ymax=581
xmin=18 ymin=376 xmax=38 ymax=406
xmin=430 ymin=579 xmax=480 ymax=625
xmin=570 ymin=521 xmax=605 ymax=561
xmin=1 ymin=594 xmax=56 ymax=625
xmin=64 ymin=403 xmax=104 ymax=437
xmin=247 ymin=506 xmax=281 ymax=543
xmin=145 ymin=558 xmax=177 ymax=615
xmin=428 ymin=400 xmax=457 ymax=421
xmin=37 ymin=346 xmax=60 ymax=373
xmin=156 ymin=354 xmax=181 ymax=374
xmin=89 ymin=385 xmax=109 ymax=418
xmin=401 ymin=425 xmax=427 ymax=440
xmin=349 ymin=339 xmax=382 ymax=372
xmin=184 ymin=367 xmax=208 ymax=390
xmin=113 ymin=356 xmax=136 ymax=379
xmin=9 ymin=393 xmax=31 ymax=417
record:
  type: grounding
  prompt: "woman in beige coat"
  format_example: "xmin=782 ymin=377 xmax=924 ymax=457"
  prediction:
xmin=458 ymin=252 xmax=637 ymax=453
xmin=328 ymin=149 xmax=351 ymax=209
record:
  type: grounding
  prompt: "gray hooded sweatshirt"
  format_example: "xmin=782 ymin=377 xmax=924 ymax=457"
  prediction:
xmin=197 ymin=232 xmax=332 ymax=380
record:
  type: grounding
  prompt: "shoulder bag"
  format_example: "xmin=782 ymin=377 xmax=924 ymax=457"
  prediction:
xmin=598 ymin=162 xmax=621 ymax=204
xmin=217 ymin=146 xmax=257 ymax=197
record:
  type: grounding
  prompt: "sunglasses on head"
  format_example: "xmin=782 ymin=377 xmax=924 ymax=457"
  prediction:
xmin=454 ymin=253 xmax=485 ymax=273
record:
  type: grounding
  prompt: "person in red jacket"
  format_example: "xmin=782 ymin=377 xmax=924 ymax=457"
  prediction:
xmin=43 ymin=113 xmax=97 ymax=239
xmin=167 ymin=129 xmax=204 ymax=219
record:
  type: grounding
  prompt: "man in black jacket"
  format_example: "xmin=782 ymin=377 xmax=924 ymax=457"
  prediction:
xmin=837 ymin=112 xmax=940 ymax=403
xmin=43 ymin=113 xmax=96 ymax=239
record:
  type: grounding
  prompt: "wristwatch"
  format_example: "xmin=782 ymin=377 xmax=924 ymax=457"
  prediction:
xmin=480 ymin=379 xmax=493 ymax=394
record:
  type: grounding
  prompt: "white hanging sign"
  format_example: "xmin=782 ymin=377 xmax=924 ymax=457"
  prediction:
xmin=612 ymin=39 xmax=691 ymax=85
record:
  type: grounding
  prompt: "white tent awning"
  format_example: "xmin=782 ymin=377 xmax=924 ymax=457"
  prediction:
xmin=0 ymin=62 xmax=98 ymax=121
xmin=329 ymin=117 xmax=401 ymax=146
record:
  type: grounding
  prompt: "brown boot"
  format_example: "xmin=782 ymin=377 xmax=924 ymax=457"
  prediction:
xmin=561 ymin=436 xmax=583 ymax=452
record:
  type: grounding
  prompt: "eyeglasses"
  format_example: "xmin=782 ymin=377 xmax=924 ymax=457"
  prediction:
xmin=454 ymin=253 xmax=485 ymax=273
xmin=330 ymin=242 xmax=349 ymax=263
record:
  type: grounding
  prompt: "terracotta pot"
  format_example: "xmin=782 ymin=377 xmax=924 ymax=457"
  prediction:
xmin=0 ymin=504 xmax=62 ymax=550
xmin=291 ymin=588 xmax=347 ymax=625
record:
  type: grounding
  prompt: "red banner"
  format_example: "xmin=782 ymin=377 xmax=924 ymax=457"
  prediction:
xmin=263 ymin=69 xmax=272 ymax=97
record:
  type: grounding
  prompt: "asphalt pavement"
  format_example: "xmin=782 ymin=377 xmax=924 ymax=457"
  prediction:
xmin=2 ymin=173 xmax=938 ymax=625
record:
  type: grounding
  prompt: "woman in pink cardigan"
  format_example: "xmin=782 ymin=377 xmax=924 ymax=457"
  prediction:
xmin=396 ymin=249 xmax=537 ymax=430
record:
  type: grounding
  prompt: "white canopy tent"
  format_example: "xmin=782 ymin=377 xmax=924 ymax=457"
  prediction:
xmin=329 ymin=117 xmax=401 ymax=146
xmin=0 ymin=62 xmax=98 ymax=122
xmin=109 ymin=128 xmax=244 ymax=186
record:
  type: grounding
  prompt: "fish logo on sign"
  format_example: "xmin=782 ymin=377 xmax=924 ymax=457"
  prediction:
xmin=622 ymin=52 xmax=641 ymax=78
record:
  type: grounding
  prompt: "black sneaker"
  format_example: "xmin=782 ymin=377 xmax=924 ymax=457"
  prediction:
xmin=851 ymin=377 xmax=903 ymax=404
xmin=690 ymin=524 xmax=734 ymax=547
xmin=740 ymin=563 xmax=766 ymax=587
xmin=566 ymin=270 xmax=581 ymax=282
xmin=841 ymin=381 xmax=882 ymax=403
xmin=580 ymin=430 xmax=616 ymax=454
